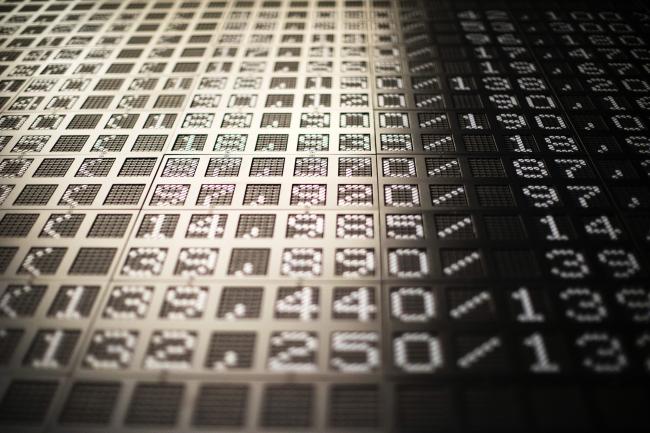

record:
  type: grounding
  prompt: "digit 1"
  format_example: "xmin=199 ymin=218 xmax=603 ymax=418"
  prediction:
xmin=33 ymin=330 xmax=64 ymax=368
xmin=601 ymin=95 xmax=626 ymax=111
xmin=511 ymin=287 xmax=544 ymax=322
xmin=539 ymin=215 xmax=568 ymax=241
xmin=451 ymin=76 xmax=471 ymax=91
xmin=61 ymin=285 xmax=85 ymax=318
xmin=474 ymin=46 xmax=492 ymax=59
xmin=479 ymin=61 xmax=497 ymax=74
xmin=462 ymin=113 xmax=481 ymax=129
xmin=523 ymin=333 xmax=560 ymax=373
xmin=560 ymin=34 xmax=579 ymax=46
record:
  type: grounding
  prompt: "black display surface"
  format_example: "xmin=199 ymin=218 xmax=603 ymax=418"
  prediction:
xmin=0 ymin=0 xmax=649 ymax=431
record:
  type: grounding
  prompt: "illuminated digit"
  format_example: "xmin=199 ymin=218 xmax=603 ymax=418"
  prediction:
xmin=546 ymin=249 xmax=591 ymax=279
xmin=539 ymin=215 xmax=569 ymax=241
xmin=523 ymin=333 xmax=560 ymax=373
xmin=559 ymin=287 xmax=607 ymax=322
xmin=575 ymin=333 xmax=628 ymax=373
xmin=331 ymin=332 xmax=380 ymax=372
xmin=390 ymin=287 xmax=435 ymax=322
xmin=511 ymin=287 xmax=545 ymax=322
xmin=393 ymin=332 xmax=443 ymax=373
xmin=616 ymin=288 xmax=650 ymax=323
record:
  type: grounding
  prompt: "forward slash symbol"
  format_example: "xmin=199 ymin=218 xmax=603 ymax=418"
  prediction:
xmin=428 ymin=160 xmax=458 ymax=176
xmin=432 ymin=186 xmax=464 ymax=206
xmin=416 ymin=95 xmax=444 ymax=108
xmin=449 ymin=291 xmax=491 ymax=319
xmin=443 ymin=250 xmax=480 ymax=276
xmin=457 ymin=336 xmax=501 ymax=369
xmin=437 ymin=216 xmax=472 ymax=239
xmin=419 ymin=114 xmax=447 ymax=128
xmin=414 ymin=78 xmax=438 ymax=90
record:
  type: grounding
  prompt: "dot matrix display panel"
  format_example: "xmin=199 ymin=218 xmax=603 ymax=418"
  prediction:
xmin=1 ymin=0 xmax=650 ymax=431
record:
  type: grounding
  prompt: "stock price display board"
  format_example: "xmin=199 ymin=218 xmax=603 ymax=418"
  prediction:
xmin=0 ymin=0 xmax=649 ymax=432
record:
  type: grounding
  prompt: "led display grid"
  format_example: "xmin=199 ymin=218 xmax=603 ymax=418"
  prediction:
xmin=0 ymin=0 xmax=650 ymax=431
